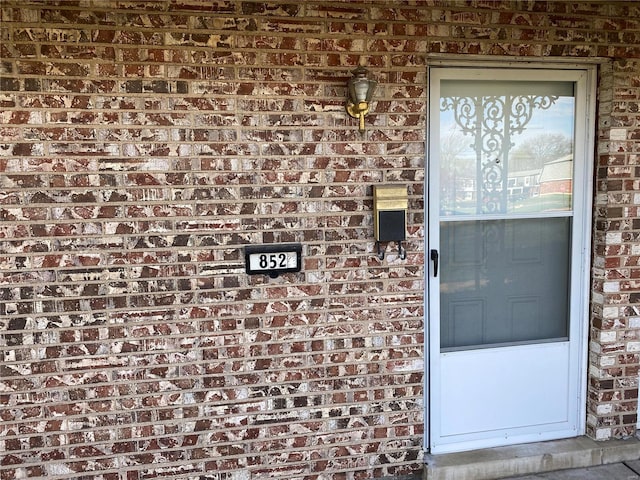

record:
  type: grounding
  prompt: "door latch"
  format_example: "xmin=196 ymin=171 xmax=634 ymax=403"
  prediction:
xmin=430 ymin=249 xmax=439 ymax=277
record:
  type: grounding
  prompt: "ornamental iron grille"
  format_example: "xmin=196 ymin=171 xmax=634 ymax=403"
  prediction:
xmin=441 ymin=93 xmax=559 ymax=214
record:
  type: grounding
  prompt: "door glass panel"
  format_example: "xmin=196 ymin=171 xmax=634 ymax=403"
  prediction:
xmin=440 ymin=218 xmax=571 ymax=350
xmin=439 ymin=81 xmax=575 ymax=216
xmin=439 ymin=79 xmax=576 ymax=350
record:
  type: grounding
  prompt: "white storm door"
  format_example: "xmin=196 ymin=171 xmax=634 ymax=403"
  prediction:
xmin=427 ymin=66 xmax=594 ymax=454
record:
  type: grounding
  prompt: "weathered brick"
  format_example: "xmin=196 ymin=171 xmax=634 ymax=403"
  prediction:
xmin=0 ymin=1 xmax=639 ymax=479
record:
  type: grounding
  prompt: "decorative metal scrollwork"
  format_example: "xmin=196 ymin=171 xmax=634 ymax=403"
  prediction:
xmin=442 ymin=93 xmax=558 ymax=214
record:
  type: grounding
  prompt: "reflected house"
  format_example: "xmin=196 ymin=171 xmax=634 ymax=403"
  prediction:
xmin=539 ymin=154 xmax=573 ymax=195
xmin=507 ymin=168 xmax=541 ymax=200
xmin=506 ymin=154 xmax=573 ymax=205
xmin=455 ymin=175 xmax=475 ymax=203
xmin=448 ymin=154 xmax=574 ymax=212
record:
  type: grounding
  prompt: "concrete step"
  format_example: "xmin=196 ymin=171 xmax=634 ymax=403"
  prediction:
xmin=424 ymin=436 xmax=640 ymax=480
xmin=505 ymin=462 xmax=640 ymax=479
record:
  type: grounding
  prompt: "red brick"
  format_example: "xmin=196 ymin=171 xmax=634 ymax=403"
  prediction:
xmin=1 ymin=1 xmax=640 ymax=478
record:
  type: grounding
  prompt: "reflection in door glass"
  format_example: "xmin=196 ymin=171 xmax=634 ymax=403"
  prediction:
xmin=439 ymin=81 xmax=575 ymax=216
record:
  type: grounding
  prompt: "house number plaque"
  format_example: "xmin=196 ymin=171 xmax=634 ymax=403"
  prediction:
xmin=245 ymin=244 xmax=302 ymax=278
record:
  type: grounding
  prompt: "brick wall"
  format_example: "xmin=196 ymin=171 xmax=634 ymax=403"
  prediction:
xmin=590 ymin=55 xmax=640 ymax=441
xmin=0 ymin=1 xmax=639 ymax=479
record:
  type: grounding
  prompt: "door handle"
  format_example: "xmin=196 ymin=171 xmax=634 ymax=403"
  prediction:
xmin=430 ymin=249 xmax=439 ymax=277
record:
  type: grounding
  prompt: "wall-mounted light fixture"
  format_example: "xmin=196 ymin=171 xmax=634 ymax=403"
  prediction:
xmin=345 ymin=66 xmax=377 ymax=133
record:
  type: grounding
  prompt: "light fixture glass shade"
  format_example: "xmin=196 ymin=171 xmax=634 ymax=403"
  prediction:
xmin=346 ymin=66 xmax=376 ymax=133
xmin=364 ymin=78 xmax=377 ymax=102
xmin=348 ymin=66 xmax=376 ymax=104
xmin=353 ymin=78 xmax=370 ymax=103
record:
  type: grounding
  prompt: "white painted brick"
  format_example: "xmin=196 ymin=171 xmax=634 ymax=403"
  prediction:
xmin=606 ymin=232 xmax=622 ymax=244
xmin=599 ymin=356 xmax=616 ymax=367
xmin=609 ymin=128 xmax=627 ymax=140
xmin=603 ymin=306 xmax=620 ymax=319
xmin=600 ymin=331 xmax=618 ymax=343
xmin=603 ymin=281 xmax=620 ymax=293
xmin=597 ymin=404 xmax=613 ymax=415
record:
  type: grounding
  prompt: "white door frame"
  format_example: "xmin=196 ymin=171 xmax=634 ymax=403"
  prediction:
xmin=425 ymin=60 xmax=597 ymax=454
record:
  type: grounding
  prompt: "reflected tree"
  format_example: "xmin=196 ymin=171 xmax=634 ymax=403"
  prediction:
xmin=511 ymin=133 xmax=573 ymax=171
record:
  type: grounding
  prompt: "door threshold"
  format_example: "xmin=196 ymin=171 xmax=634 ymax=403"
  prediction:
xmin=423 ymin=436 xmax=640 ymax=480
